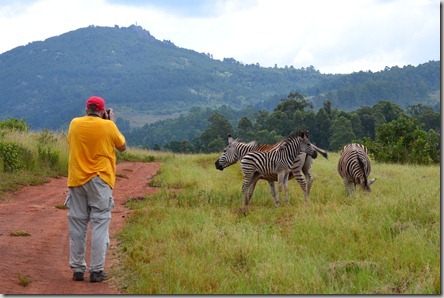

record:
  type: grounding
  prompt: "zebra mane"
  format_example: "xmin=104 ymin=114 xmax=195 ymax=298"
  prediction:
xmin=288 ymin=130 xmax=309 ymax=140
xmin=246 ymin=140 xmax=259 ymax=146
xmin=229 ymin=137 xmax=258 ymax=148
xmin=278 ymin=130 xmax=309 ymax=150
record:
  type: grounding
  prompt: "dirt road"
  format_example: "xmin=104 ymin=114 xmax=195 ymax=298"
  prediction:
xmin=0 ymin=161 xmax=160 ymax=294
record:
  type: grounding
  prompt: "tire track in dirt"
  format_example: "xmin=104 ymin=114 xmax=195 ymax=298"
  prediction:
xmin=0 ymin=161 xmax=160 ymax=294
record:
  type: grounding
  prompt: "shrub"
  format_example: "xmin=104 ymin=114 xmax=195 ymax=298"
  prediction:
xmin=0 ymin=118 xmax=29 ymax=132
xmin=364 ymin=117 xmax=440 ymax=164
xmin=0 ymin=142 xmax=25 ymax=172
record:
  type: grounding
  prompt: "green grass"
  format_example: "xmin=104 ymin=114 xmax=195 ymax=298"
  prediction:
xmin=0 ymin=126 xmax=438 ymax=294
xmin=0 ymin=128 xmax=162 ymax=199
xmin=114 ymin=152 xmax=440 ymax=294
xmin=18 ymin=275 xmax=33 ymax=287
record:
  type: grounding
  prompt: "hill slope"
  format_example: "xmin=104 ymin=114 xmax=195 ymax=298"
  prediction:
xmin=0 ymin=25 xmax=439 ymax=130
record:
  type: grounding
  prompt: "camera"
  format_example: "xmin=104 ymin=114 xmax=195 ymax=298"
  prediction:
xmin=102 ymin=109 xmax=111 ymax=120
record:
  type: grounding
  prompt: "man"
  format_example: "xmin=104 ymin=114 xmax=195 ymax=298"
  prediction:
xmin=65 ymin=96 xmax=127 ymax=283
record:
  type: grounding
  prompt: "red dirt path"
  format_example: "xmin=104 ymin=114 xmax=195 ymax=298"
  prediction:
xmin=0 ymin=161 xmax=160 ymax=294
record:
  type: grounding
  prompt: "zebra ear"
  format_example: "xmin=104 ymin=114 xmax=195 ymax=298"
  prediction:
xmin=228 ymin=135 xmax=233 ymax=144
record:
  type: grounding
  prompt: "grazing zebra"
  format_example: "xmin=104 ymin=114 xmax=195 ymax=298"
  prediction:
xmin=215 ymin=135 xmax=328 ymax=199
xmin=338 ymin=143 xmax=376 ymax=195
xmin=240 ymin=130 xmax=318 ymax=209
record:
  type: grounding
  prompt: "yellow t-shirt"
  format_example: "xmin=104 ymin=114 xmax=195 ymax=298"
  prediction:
xmin=67 ymin=115 xmax=126 ymax=188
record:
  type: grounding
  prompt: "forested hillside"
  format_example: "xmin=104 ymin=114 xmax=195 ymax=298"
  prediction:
xmin=0 ymin=25 xmax=440 ymax=131
xmin=125 ymin=93 xmax=440 ymax=164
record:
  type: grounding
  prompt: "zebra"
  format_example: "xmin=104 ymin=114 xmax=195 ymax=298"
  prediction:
xmin=337 ymin=143 xmax=377 ymax=195
xmin=214 ymin=134 xmax=328 ymax=200
xmin=240 ymin=130 xmax=318 ymax=209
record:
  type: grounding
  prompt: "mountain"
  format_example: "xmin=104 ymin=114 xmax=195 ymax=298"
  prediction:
xmin=0 ymin=25 xmax=439 ymax=130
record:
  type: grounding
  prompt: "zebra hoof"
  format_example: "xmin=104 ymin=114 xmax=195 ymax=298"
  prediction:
xmin=238 ymin=206 xmax=249 ymax=216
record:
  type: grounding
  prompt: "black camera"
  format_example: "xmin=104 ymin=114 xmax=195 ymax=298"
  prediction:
xmin=102 ymin=109 xmax=111 ymax=120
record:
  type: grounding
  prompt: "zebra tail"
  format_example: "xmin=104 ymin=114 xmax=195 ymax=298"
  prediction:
xmin=356 ymin=154 xmax=368 ymax=186
xmin=313 ymin=144 xmax=328 ymax=159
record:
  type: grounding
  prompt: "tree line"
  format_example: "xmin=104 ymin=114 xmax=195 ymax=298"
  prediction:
xmin=126 ymin=92 xmax=440 ymax=165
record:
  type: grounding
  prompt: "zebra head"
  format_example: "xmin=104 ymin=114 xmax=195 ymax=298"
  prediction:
xmin=215 ymin=135 xmax=257 ymax=171
xmin=295 ymin=130 xmax=318 ymax=159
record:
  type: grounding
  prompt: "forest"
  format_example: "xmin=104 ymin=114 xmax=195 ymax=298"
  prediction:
xmin=125 ymin=92 xmax=440 ymax=165
xmin=0 ymin=25 xmax=440 ymax=131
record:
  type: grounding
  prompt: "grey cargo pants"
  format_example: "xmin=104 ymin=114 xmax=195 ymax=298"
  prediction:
xmin=65 ymin=176 xmax=114 ymax=273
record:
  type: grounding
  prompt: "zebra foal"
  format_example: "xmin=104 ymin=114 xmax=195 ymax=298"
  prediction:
xmin=214 ymin=134 xmax=328 ymax=199
xmin=337 ymin=143 xmax=376 ymax=195
xmin=240 ymin=131 xmax=317 ymax=209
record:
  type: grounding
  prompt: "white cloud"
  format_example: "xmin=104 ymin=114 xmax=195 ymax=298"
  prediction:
xmin=0 ymin=0 xmax=439 ymax=74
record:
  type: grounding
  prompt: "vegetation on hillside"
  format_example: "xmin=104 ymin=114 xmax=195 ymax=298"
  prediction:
xmin=0 ymin=25 xmax=439 ymax=130
xmin=126 ymin=94 xmax=440 ymax=164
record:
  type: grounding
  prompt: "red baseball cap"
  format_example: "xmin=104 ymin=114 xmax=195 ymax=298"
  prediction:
xmin=86 ymin=96 xmax=105 ymax=110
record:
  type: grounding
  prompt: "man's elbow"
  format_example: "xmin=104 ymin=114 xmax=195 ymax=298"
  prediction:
xmin=117 ymin=143 xmax=127 ymax=152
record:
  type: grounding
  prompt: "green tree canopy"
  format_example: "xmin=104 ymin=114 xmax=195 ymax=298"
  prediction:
xmin=199 ymin=112 xmax=233 ymax=152
xmin=330 ymin=116 xmax=356 ymax=151
xmin=365 ymin=116 xmax=440 ymax=164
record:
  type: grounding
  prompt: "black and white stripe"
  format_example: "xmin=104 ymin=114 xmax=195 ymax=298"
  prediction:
xmin=240 ymin=131 xmax=317 ymax=208
xmin=215 ymin=135 xmax=328 ymax=200
xmin=337 ymin=143 xmax=376 ymax=195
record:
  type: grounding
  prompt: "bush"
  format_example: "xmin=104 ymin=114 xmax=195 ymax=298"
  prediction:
xmin=0 ymin=118 xmax=29 ymax=132
xmin=0 ymin=142 xmax=26 ymax=172
xmin=364 ymin=117 xmax=440 ymax=165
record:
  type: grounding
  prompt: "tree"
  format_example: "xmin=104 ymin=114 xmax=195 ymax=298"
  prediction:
xmin=252 ymin=130 xmax=283 ymax=145
xmin=372 ymin=100 xmax=404 ymax=123
xmin=266 ymin=110 xmax=289 ymax=136
xmin=365 ymin=116 xmax=439 ymax=164
xmin=274 ymin=92 xmax=313 ymax=114
xmin=254 ymin=110 xmax=270 ymax=131
xmin=236 ymin=116 xmax=254 ymax=141
xmin=356 ymin=106 xmax=377 ymax=139
xmin=207 ymin=137 xmax=225 ymax=153
xmin=407 ymin=104 xmax=440 ymax=132
xmin=349 ymin=113 xmax=364 ymax=140
xmin=312 ymin=108 xmax=331 ymax=149
xmin=329 ymin=116 xmax=356 ymax=151
xmin=323 ymin=100 xmax=332 ymax=116
xmin=199 ymin=112 xmax=233 ymax=153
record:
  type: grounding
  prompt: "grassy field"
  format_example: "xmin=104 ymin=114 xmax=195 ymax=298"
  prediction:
xmin=113 ymin=152 xmax=440 ymax=294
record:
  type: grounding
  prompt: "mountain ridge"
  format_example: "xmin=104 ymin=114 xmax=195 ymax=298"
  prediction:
xmin=0 ymin=24 xmax=439 ymax=130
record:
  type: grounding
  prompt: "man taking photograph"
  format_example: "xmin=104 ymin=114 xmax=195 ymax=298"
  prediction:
xmin=65 ymin=96 xmax=126 ymax=283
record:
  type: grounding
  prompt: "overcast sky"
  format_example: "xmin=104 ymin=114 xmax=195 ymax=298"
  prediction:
xmin=0 ymin=0 xmax=440 ymax=74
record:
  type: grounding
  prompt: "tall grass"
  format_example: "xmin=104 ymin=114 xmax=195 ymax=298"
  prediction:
xmin=115 ymin=152 xmax=440 ymax=294
xmin=0 ymin=129 xmax=160 ymax=198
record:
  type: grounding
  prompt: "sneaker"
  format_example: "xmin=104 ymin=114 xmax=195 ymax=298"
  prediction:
xmin=90 ymin=271 xmax=109 ymax=283
xmin=72 ymin=272 xmax=84 ymax=281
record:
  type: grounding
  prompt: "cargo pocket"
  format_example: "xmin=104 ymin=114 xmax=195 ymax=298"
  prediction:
xmin=64 ymin=194 xmax=71 ymax=208
xmin=108 ymin=196 xmax=115 ymax=212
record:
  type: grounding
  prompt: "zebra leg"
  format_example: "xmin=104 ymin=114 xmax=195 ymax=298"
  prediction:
xmin=277 ymin=171 xmax=289 ymax=207
xmin=292 ymin=169 xmax=307 ymax=199
xmin=302 ymin=156 xmax=313 ymax=199
xmin=242 ymin=172 xmax=261 ymax=208
xmin=343 ymin=178 xmax=355 ymax=196
xmin=283 ymin=172 xmax=290 ymax=205
xmin=242 ymin=180 xmax=250 ymax=207
xmin=268 ymin=181 xmax=277 ymax=206
xmin=242 ymin=173 xmax=253 ymax=208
